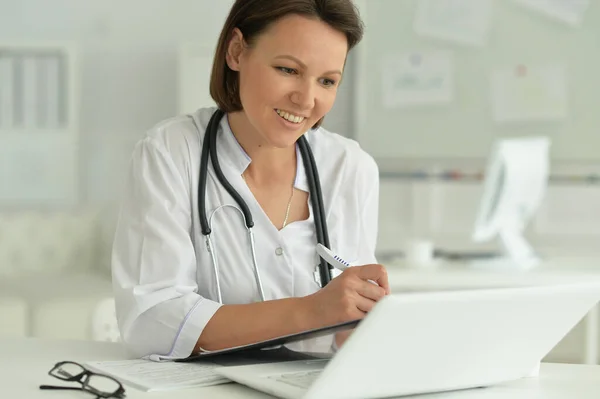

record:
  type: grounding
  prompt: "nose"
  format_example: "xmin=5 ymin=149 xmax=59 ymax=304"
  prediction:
xmin=290 ymin=80 xmax=315 ymax=111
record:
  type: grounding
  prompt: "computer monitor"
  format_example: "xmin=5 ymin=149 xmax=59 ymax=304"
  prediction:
xmin=471 ymin=136 xmax=551 ymax=270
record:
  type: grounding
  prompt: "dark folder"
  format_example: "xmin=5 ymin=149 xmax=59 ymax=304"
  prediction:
xmin=176 ymin=319 xmax=360 ymax=363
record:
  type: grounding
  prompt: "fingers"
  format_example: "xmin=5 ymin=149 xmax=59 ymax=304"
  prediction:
xmin=356 ymin=279 xmax=387 ymax=301
xmin=354 ymin=264 xmax=391 ymax=295
xmin=354 ymin=295 xmax=377 ymax=313
xmin=319 ymin=264 xmax=391 ymax=324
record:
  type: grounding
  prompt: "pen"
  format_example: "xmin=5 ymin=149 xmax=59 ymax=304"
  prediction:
xmin=316 ymin=244 xmax=380 ymax=287
xmin=316 ymin=244 xmax=350 ymax=272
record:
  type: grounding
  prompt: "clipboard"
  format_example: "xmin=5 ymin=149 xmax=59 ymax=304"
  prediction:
xmin=176 ymin=319 xmax=360 ymax=363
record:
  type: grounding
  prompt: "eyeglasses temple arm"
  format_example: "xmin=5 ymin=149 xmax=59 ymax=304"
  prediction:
xmin=39 ymin=385 xmax=83 ymax=391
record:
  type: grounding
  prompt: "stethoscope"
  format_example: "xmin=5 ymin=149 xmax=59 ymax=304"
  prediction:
xmin=197 ymin=109 xmax=333 ymax=303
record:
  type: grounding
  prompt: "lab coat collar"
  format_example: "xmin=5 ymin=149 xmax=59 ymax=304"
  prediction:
xmin=218 ymin=114 xmax=309 ymax=192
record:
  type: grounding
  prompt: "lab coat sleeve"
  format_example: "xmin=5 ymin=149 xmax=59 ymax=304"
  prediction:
xmin=327 ymin=154 xmax=379 ymax=354
xmin=357 ymin=152 xmax=380 ymax=266
xmin=325 ymin=153 xmax=379 ymax=354
xmin=111 ymin=136 xmax=222 ymax=360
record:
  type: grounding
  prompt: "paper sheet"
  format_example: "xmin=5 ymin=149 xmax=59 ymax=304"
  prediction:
xmin=381 ymin=51 xmax=453 ymax=108
xmin=490 ymin=63 xmax=568 ymax=123
xmin=414 ymin=0 xmax=493 ymax=47
xmin=512 ymin=0 xmax=590 ymax=26
xmin=84 ymin=359 xmax=229 ymax=392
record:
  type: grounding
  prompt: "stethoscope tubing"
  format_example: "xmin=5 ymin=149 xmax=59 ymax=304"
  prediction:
xmin=197 ymin=109 xmax=332 ymax=303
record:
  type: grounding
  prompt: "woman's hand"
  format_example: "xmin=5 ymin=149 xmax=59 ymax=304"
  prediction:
xmin=304 ymin=264 xmax=391 ymax=327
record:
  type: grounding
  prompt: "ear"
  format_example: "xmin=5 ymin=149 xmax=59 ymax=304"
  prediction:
xmin=226 ymin=28 xmax=245 ymax=71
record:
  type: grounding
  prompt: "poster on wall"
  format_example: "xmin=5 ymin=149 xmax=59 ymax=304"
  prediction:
xmin=511 ymin=0 xmax=590 ymax=27
xmin=490 ymin=63 xmax=568 ymax=123
xmin=414 ymin=0 xmax=494 ymax=47
xmin=381 ymin=50 xmax=454 ymax=108
xmin=0 ymin=134 xmax=78 ymax=206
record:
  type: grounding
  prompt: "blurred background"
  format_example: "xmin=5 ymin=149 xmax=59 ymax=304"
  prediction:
xmin=1 ymin=0 xmax=599 ymax=364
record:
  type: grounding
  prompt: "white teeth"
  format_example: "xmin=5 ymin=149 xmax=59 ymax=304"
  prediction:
xmin=276 ymin=109 xmax=305 ymax=124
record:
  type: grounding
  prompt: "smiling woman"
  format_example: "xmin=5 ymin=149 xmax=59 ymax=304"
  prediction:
xmin=226 ymin=14 xmax=347 ymax=156
xmin=111 ymin=0 xmax=388 ymax=361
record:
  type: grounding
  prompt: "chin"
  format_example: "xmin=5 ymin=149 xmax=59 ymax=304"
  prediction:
xmin=264 ymin=126 xmax=305 ymax=148
xmin=267 ymin=136 xmax=299 ymax=149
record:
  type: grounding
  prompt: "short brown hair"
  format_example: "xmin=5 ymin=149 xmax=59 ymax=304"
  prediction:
xmin=209 ymin=0 xmax=364 ymax=129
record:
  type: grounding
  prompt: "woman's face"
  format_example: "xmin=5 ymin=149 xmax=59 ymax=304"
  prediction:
xmin=226 ymin=14 xmax=348 ymax=148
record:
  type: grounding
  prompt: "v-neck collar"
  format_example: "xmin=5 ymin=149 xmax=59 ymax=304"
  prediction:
xmin=217 ymin=114 xmax=310 ymax=193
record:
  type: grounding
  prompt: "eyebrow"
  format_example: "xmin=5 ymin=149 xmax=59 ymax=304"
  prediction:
xmin=274 ymin=55 xmax=342 ymax=76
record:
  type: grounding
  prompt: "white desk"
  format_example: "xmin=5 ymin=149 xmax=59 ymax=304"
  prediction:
xmin=385 ymin=255 xmax=600 ymax=365
xmin=4 ymin=338 xmax=600 ymax=399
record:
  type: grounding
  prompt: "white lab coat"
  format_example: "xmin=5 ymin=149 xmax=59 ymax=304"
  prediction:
xmin=111 ymin=106 xmax=379 ymax=359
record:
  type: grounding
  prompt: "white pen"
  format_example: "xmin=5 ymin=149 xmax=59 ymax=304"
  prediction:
xmin=316 ymin=243 xmax=350 ymax=272
xmin=316 ymin=244 xmax=380 ymax=286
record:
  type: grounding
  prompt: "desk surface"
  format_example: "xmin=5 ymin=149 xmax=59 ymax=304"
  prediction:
xmin=4 ymin=338 xmax=600 ymax=399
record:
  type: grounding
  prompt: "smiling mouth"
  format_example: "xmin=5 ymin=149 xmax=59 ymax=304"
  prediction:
xmin=275 ymin=109 xmax=306 ymax=124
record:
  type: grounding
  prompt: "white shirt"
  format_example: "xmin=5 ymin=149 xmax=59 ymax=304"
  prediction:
xmin=111 ymin=106 xmax=379 ymax=360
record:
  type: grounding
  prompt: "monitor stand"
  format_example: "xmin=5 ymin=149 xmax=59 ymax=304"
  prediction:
xmin=469 ymin=228 xmax=541 ymax=271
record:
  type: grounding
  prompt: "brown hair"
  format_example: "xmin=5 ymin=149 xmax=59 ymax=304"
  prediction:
xmin=209 ymin=0 xmax=364 ymax=129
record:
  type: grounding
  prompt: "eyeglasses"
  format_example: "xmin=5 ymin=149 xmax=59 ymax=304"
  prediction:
xmin=39 ymin=361 xmax=126 ymax=399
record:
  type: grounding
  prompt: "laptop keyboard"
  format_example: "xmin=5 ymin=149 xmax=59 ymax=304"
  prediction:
xmin=268 ymin=370 xmax=323 ymax=389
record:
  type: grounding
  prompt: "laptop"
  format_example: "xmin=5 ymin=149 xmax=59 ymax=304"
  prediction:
xmin=214 ymin=282 xmax=600 ymax=399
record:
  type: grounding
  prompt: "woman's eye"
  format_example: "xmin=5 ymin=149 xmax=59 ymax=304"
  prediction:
xmin=321 ymin=78 xmax=336 ymax=87
xmin=277 ymin=67 xmax=296 ymax=74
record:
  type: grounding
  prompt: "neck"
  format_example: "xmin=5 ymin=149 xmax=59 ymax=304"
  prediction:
xmin=228 ymin=111 xmax=297 ymax=184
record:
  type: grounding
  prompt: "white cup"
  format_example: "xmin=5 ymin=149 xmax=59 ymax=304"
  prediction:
xmin=405 ymin=239 xmax=435 ymax=266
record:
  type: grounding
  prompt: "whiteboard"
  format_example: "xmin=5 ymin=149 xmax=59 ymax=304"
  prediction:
xmin=353 ymin=0 xmax=600 ymax=161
